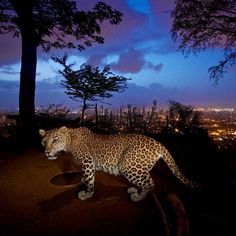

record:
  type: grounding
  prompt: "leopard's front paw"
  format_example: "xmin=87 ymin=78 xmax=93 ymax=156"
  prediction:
xmin=78 ymin=190 xmax=93 ymax=200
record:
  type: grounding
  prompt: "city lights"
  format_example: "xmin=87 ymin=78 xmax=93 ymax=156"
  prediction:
xmin=200 ymin=108 xmax=236 ymax=148
xmin=1 ymin=106 xmax=235 ymax=149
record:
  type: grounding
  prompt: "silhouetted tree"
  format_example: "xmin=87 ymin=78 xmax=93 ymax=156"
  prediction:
xmin=0 ymin=0 xmax=122 ymax=135
xmin=38 ymin=103 xmax=70 ymax=118
xmin=171 ymin=0 xmax=236 ymax=83
xmin=168 ymin=100 xmax=201 ymax=134
xmin=52 ymin=55 xmax=130 ymax=124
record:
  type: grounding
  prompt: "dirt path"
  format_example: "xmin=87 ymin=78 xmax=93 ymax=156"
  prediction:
xmin=1 ymin=147 xmax=235 ymax=236
xmin=0 ymin=149 xmax=164 ymax=236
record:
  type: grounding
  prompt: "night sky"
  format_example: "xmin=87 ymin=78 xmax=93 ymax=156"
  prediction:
xmin=0 ymin=0 xmax=235 ymax=111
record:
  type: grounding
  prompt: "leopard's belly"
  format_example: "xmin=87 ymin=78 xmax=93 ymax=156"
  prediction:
xmin=95 ymin=162 xmax=120 ymax=175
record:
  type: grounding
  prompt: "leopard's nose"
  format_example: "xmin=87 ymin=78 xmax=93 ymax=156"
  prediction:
xmin=45 ymin=151 xmax=51 ymax=156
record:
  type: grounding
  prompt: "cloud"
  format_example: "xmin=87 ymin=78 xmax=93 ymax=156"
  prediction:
xmin=99 ymin=1 xmax=149 ymax=45
xmin=0 ymin=80 xmax=177 ymax=110
xmin=86 ymin=53 xmax=107 ymax=67
xmin=36 ymin=78 xmax=61 ymax=90
xmin=0 ymin=0 xmax=178 ymax=70
xmin=148 ymin=0 xmax=174 ymax=33
xmin=111 ymin=48 xmax=145 ymax=73
xmin=0 ymin=78 xmax=77 ymax=111
xmin=75 ymin=1 xmax=150 ymax=57
xmin=107 ymin=82 xmax=236 ymax=108
xmin=228 ymin=64 xmax=236 ymax=73
xmin=0 ymin=35 xmax=21 ymax=66
xmin=0 ymin=64 xmax=40 ymax=79
xmin=0 ymin=0 xmax=168 ymax=69
xmin=146 ymin=62 xmax=163 ymax=72
xmin=108 ymin=82 xmax=189 ymax=107
xmin=0 ymin=0 xmax=235 ymax=111
xmin=1 ymin=78 xmax=236 ymax=111
xmin=0 ymin=65 xmax=21 ymax=75
xmin=0 ymin=80 xmax=19 ymax=89
xmin=0 ymin=1 xmax=149 ymax=65
xmin=110 ymin=47 xmax=163 ymax=74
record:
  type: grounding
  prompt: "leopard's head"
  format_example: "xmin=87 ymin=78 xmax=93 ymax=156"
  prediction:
xmin=39 ymin=126 xmax=70 ymax=160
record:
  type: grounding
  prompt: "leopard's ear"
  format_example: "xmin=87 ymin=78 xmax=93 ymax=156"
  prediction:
xmin=58 ymin=126 xmax=68 ymax=134
xmin=39 ymin=129 xmax=46 ymax=137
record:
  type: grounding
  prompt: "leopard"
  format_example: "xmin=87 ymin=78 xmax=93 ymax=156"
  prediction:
xmin=39 ymin=126 xmax=198 ymax=202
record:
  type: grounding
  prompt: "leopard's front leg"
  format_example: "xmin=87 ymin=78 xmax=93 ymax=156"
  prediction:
xmin=78 ymin=157 xmax=95 ymax=200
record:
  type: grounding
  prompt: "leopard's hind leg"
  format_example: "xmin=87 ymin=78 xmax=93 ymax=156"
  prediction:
xmin=123 ymin=170 xmax=155 ymax=202
xmin=119 ymin=147 xmax=156 ymax=202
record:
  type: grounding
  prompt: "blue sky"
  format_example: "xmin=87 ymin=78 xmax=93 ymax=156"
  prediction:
xmin=0 ymin=0 xmax=235 ymax=111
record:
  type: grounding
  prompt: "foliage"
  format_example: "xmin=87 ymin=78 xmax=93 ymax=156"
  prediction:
xmin=0 ymin=0 xmax=123 ymax=51
xmin=171 ymin=0 xmax=236 ymax=83
xmin=37 ymin=103 xmax=70 ymax=118
xmin=0 ymin=0 xmax=123 ymax=136
xmin=168 ymin=100 xmax=201 ymax=134
xmin=0 ymin=113 xmax=17 ymax=139
xmin=52 ymin=55 xmax=130 ymax=124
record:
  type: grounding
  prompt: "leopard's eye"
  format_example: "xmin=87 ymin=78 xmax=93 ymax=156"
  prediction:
xmin=52 ymin=136 xmax=59 ymax=143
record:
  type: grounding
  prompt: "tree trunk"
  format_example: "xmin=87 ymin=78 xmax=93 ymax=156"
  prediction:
xmin=81 ymin=100 xmax=87 ymax=125
xmin=19 ymin=34 xmax=37 ymax=127
xmin=95 ymin=103 xmax=98 ymax=129
xmin=11 ymin=1 xmax=39 ymax=142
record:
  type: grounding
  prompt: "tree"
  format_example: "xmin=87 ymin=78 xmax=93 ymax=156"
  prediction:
xmin=171 ymin=0 xmax=236 ymax=83
xmin=52 ymin=55 xmax=130 ymax=124
xmin=0 ymin=0 xmax=122 ymax=134
xmin=168 ymin=100 xmax=201 ymax=134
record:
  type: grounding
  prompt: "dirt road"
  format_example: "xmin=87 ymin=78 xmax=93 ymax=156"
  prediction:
xmin=0 ymin=149 xmax=164 ymax=235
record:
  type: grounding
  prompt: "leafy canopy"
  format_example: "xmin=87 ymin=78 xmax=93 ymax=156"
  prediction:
xmin=171 ymin=0 xmax=236 ymax=83
xmin=0 ymin=0 xmax=123 ymax=51
xmin=52 ymin=55 xmax=130 ymax=104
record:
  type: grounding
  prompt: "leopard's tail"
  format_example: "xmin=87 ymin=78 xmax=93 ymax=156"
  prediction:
xmin=160 ymin=150 xmax=200 ymax=189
